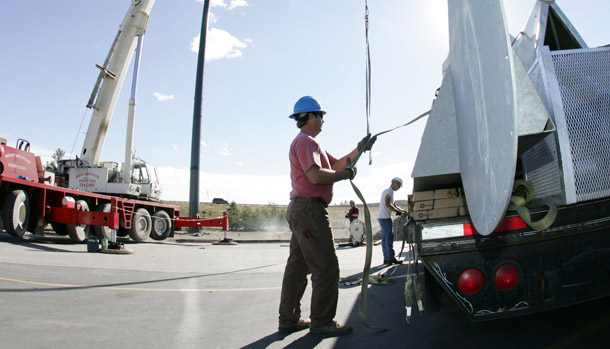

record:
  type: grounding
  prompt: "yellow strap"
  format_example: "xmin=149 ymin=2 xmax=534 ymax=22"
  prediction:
xmin=404 ymin=274 xmax=413 ymax=324
xmin=350 ymin=179 xmax=388 ymax=330
xmin=507 ymin=180 xmax=557 ymax=231
xmin=339 ymin=274 xmax=390 ymax=286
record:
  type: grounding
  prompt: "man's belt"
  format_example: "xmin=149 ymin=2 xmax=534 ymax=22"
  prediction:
xmin=292 ymin=197 xmax=328 ymax=207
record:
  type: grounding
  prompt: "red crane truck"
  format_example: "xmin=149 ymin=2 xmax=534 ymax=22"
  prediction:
xmin=0 ymin=138 xmax=228 ymax=243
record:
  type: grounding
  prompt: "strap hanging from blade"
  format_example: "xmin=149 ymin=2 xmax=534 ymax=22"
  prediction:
xmin=350 ymin=108 xmax=430 ymax=167
xmin=372 ymin=109 xmax=430 ymax=139
xmin=363 ymin=0 xmax=430 ymax=159
xmin=349 ymin=0 xmax=429 ymax=328
xmin=350 ymin=179 xmax=387 ymax=330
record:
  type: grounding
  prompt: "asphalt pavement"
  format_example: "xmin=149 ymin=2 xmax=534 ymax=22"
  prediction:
xmin=0 ymin=230 xmax=413 ymax=348
xmin=0 ymin=231 xmax=608 ymax=348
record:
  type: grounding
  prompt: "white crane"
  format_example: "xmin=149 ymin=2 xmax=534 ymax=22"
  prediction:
xmin=62 ymin=0 xmax=160 ymax=201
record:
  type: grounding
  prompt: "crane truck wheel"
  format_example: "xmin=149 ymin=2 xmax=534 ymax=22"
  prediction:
xmin=2 ymin=189 xmax=30 ymax=238
xmin=67 ymin=200 xmax=90 ymax=242
xmin=50 ymin=222 xmax=69 ymax=236
xmin=93 ymin=203 xmax=112 ymax=240
xmin=129 ymin=208 xmax=152 ymax=242
xmin=117 ymin=226 xmax=129 ymax=237
xmin=150 ymin=210 xmax=172 ymax=241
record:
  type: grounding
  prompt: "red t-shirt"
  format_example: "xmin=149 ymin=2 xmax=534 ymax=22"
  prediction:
xmin=289 ymin=131 xmax=338 ymax=205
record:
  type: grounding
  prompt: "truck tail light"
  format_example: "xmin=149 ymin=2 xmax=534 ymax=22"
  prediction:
xmin=495 ymin=263 xmax=520 ymax=290
xmin=458 ymin=268 xmax=484 ymax=295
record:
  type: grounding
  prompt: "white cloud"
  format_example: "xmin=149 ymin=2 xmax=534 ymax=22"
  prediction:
xmin=191 ymin=28 xmax=250 ymax=61
xmin=191 ymin=0 xmax=250 ymax=61
xmin=172 ymin=144 xmax=178 ymax=150
xmin=157 ymin=166 xmax=289 ymax=204
xmin=215 ymin=142 xmax=232 ymax=156
xmin=227 ymin=0 xmax=248 ymax=10
xmin=153 ymin=92 xmax=175 ymax=101
xmin=208 ymin=12 xmax=218 ymax=24
xmin=200 ymin=0 xmax=248 ymax=10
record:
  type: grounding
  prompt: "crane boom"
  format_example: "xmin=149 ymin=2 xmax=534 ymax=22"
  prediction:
xmin=80 ymin=0 xmax=155 ymax=165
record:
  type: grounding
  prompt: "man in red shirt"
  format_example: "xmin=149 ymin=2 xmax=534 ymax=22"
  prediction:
xmin=278 ymin=96 xmax=375 ymax=336
xmin=346 ymin=200 xmax=360 ymax=222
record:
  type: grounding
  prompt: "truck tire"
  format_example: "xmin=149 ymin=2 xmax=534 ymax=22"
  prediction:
xmin=93 ymin=203 xmax=112 ymax=240
xmin=51 ymin=223 xmax=69 ymax=236
xmin=67 ymin=200 xmax=90 ymax=242
xmin=2 ymin=190 xmax=30 ymax=238
xmin=129 ymin=208 xmax=151 ymax=242
xmin=117 ymin=226 xmax=129 ymax=237
xmin=150 ymin=210 xmax=172 ymax=241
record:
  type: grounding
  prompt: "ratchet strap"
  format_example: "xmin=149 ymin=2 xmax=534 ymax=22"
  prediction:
xmin=508 ymin=180 xmax=557 ymax=231
xmin=401 ymin=216 xmax=424 ymax=323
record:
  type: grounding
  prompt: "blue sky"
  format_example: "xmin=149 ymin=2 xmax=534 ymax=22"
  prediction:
xmin=1 ymin=0 xmax=608 ymax=205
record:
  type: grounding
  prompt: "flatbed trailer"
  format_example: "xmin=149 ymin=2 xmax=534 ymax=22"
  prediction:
xmin=406 ymin=1 xmax=610 ymax=321
xmin=0 ymin=140 xmax=228 ymax=243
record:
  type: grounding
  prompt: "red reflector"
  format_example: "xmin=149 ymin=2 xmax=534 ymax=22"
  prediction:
xmin=463 ymin=217 xmax=527 ymax=236
xmin=458 ymin=268 xmax=484 ymax=295
xmin=495 ymin=263 xmax=520 ymax=290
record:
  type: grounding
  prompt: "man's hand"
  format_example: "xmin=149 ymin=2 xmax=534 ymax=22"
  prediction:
xmin=357 ymin=133 xmax=377 ymax=152
xmin=345 ymin=157 xmax=357 ymax=180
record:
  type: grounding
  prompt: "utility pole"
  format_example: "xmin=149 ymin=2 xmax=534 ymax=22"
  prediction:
xmin=189 ymin=0 xmax=211 ymax=226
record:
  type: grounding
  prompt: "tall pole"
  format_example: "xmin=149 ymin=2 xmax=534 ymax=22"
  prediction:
xmin=189 ymin=0 xmax=210 ymax=221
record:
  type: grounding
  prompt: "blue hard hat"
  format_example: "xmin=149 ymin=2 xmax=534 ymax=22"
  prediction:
xmin=289 ymin=96 xmax=326 ymax=119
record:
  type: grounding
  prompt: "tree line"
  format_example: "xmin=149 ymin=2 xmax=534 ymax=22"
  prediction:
xmin=226 ymin=202 xmax=288 ymax=231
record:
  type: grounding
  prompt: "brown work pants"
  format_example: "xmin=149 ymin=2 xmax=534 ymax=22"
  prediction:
xmin=278 ymin=201 xmax=339 ymax=328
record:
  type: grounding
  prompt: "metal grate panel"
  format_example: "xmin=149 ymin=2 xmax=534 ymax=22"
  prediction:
xmin=552 ymin=48 xmax=610 ymax=202
xmin=521 ymin=60 xmax=564 ymax=202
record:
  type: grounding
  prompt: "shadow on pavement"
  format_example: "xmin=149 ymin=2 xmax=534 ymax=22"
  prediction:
xmin=242 ymin=331 xmax=324 ymax=349
xmin=0 ymin=233 xmax=84 ymax=253
xmin=0 ymin=262 xmax=282 ymax=293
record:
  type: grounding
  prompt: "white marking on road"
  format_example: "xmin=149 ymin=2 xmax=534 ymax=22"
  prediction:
xmin=0 ymin=276 xmax=280 ymax=292
xmin=176 ymin=278 xmax=202 ymax=346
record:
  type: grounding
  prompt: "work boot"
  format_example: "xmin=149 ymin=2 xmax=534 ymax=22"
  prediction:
xmin=384 ymin=259 xmax=403 ymax=265
xmin=310 ymin=320 xmax=352 ymax=336
xmin=278 ymin=318 xmax=311 ymax=333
